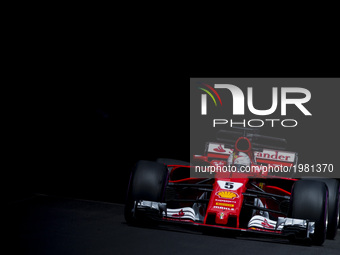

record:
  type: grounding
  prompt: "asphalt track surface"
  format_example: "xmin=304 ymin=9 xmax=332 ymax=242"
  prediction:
xmin=9 ymin=194 xmax=340 ymax=255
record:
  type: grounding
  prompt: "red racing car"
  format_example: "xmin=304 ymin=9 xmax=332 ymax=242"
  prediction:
xmin=124 ymin=129 xmax=339 ymax=245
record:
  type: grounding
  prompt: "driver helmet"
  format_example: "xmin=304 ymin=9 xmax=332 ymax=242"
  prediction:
xmin=227 ymin=151 xmax=251 ymax=167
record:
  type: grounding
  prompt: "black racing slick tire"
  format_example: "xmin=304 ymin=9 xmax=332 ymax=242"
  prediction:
xmin=124 ymin=160 xmax=168 ymax=225
xmin=319 ymin=179 xmax=340 ymax=239
xmin=302 ymin=178 xmax=340 ymax=239
xmin=288 ymin=180 xmax=328 ymax=245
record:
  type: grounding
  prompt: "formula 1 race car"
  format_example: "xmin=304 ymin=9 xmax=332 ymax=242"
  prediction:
xmin=124 ymin=129 xmax=340 ymax=245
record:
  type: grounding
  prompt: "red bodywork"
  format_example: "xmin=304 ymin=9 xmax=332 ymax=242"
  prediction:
xmin=163 ymin=137 xmax=298 ymax=233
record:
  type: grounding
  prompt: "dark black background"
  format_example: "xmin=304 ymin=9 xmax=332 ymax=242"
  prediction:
xmin=5 ymin=13 xmax=340 ymax=255
xmin=8 ymin=69 xmax=191 ymax=203
xmin=7 ymin=45 xmax=339 ymax=204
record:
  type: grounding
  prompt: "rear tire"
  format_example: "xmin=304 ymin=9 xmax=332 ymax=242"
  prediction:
xmin=124 ymin=160 xmax=168 ymax=225
xmin=156 ymin=158 xmax=191 ymax=166
xmin=288 ymin=180 xmax=328 ymax=245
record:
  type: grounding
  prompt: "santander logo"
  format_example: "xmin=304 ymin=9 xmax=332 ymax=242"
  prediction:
xmin=213 ymin=145 xmax=226 ymax=153
xmin=261 ymin=219 xmax=274 ymax=229
xmin=173 ymin=209 xmax=184 ymax=217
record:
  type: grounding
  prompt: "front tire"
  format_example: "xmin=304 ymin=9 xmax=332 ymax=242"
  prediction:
xmin=124 ymin=160 xmax=168 ymax=225
xmin=319 ymin=178 xmax=340 ymax=239
xmin=302 ymin=178 xmax=340 ymax=239
xmin=288 ymin=180 xmax=328 ymax=245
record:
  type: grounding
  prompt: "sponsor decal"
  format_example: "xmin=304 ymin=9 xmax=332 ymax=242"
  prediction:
xmin=213 ymin=144 xmax=226 ymax=153
xmin=258 ymin=182 xmax=264 ymax=189
xmin=211 ymin=160 xmax=226 ymax=167
xmin=165 ymin=207 xmax=197 ymax=221
xmin=254 ymin=149 xmax=295 ymax=162
xmin=261 ymin=218 xmax=275 ymax=229
xmin=220 ymin=212 xmax=224 ymax=219
xmin=213 ymin=206 xmax=235 ymax=211
xmin=216 ymin=202 xmax=234 ymax=207
xmin=208 ymin=143 xmax=233 ymax=155
xmin=216 ymin=191 xmax=238 ymax=199
xmin=248 ymin=215 xmax=278 ymax=230
xmin=215 ymin=199 xmax=236 ymax=203
xmin=172 ymin=209 xmax=184 ymax=217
